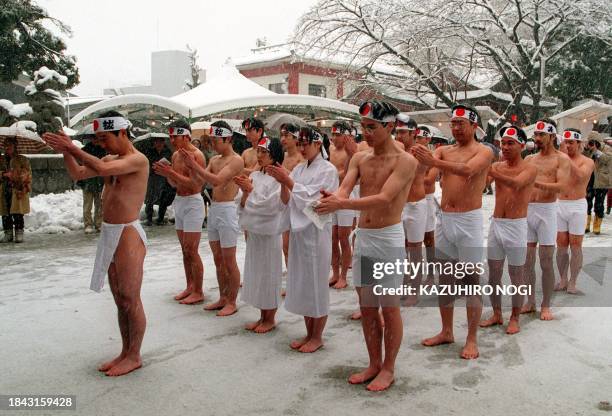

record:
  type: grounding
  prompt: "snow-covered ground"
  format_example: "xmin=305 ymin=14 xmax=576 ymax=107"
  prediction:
xmin=2 ymin=190 xmax=612 ymax=416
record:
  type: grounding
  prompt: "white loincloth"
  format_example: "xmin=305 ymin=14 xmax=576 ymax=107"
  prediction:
xmin=91 ymin=220 xmax=147 ymax=292
xmin=208 ymin=201 xmax=240 ymax=248
xmin=435 ymin=208 xmax=484 ymax=264
xmin=557 ymin=199 xmax=587 ymax=236
xmin=352 ymin=223 xmax=405 ymax=288
xmin=333 ymin=209 xmax=355 ymax=227
xmin=527 ymin=202 xmax=558 ymax=245
xmin=284 ymin=222 xmax=332 ymax=318
xmin=487 ymin=217 xmax=528 ymax=266
xmin=173 ymin=193 xmax=205 ymax=232
xmin=241 ymin=232 xmax=283 ymax=310
xmin=425 ymin=193 xmax=436 ymax=232
xmin=401 ymin=198 xmax=428 ymax=243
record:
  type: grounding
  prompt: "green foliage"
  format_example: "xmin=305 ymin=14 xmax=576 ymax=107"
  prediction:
xmin=546 ymin=36 xmax=612 ymax=109
xmin=0 ymin=0 xmax=79 ymax=87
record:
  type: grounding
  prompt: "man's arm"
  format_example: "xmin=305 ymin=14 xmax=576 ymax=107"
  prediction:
xmin=157 ymin=152 xmax=206 ymax=189
xmin=489 ymin=162 xmax=537 ymax=190
xmin=433 ymin=146 xmax=493 ymax=177
xmin=336 ymin=151 xmax=362 ymax=199
xmin=534 ymin=156 xmax=572 ymax=192
xmin=197 ymin=156 xmax=244 ymax=187
xmin=317 ymin=153 xmax=416 ymax=213
xmin=62 ymin=152 xmax=98 ymax=181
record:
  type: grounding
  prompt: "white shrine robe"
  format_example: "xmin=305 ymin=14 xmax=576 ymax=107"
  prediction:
xmin=284 ymin=154 xmax=339 ymax=318
xmin=239 ymin=171 xmax=286 ymax=310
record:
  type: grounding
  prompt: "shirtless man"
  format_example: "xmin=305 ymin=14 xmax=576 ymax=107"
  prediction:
xmin=553 ymin=129 xmax=594 ymax=293
xmin=42 ymin=110 xmax=149 ymax=376
xmin=242 ymin=117 xmax=265 ymax=175
xmin=412 ymin=105 xmax=494 ymax=359
xmin=153 ymin=120 xmax=206 ymax=305
xmin=395 ymin=115 xmax=428 ymax=300
xmin=280 ymin=123 xmax=305 ymax=271
xmin=318 ymin=100 xmax=417 ymax=391
xmin=328 ymin=120 xmax=356 ymax=289
xmin=479 ymin=126 xmax=537 ymax=334
xmin=417 ymin=128 xmax=440 ymax=285
xmin=523 ymin=119 xmax=571 ymax=320
xmin=181 ymin=121 xmax=245 ymax=316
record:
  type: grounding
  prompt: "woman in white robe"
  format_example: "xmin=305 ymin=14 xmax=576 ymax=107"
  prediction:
xmin=267 ymin=127 xmax=339 ymax=353
xmin=234 ymin=137 xmax=286 ymax=333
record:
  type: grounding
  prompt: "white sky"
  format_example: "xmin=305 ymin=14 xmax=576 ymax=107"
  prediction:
xmin=36 ymin=0 xmax=318 ymax=96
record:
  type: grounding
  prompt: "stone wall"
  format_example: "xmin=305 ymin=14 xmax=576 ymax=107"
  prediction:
xmin=26 ymin=154 xmax=75 ymax=195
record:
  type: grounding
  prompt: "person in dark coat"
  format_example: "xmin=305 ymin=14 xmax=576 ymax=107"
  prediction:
xmin=77 ymin=135 xmax=106 ymax=233
xmin=144 ymin=137 xmax=175 ymax=225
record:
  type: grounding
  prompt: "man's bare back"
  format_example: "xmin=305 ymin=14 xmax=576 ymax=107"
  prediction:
xmin=242 ymin=148 xmax=258 ymax=174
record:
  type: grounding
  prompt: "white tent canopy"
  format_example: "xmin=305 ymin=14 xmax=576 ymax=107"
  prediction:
xmin=524 ymin=100 xmax=612 ymax=137
xmin=69 ymin=66 xmax=358 ymax=127
xmin=69 ymin=94 xmax=191 ymax=126
xmin=172 ymin=65 xmax=275 ymax=109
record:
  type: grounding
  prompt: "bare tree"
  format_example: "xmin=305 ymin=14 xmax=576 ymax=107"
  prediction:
xmin=294 ymin=0 xmax=612 ymax=132
xmin=185 ymin=44 xmax=203 ymax=90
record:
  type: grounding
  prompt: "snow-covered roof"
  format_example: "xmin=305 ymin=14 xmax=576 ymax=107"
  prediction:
xmin=69 ymin=94 xmax=191 ymax=126
xmin=523 ymin=100 xmax=612 ymax=137
xmin=190 ymin=93 xmax=358 ymax=119
xmin=172 ymin=65 xmax=275 ymax=109
xmin=232 ymin=43 xmax=404 ymax=77
xmin=456 ymin=89 xmax=557 ymax=108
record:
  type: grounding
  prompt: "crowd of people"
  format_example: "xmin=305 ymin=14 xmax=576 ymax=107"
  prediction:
xmin=4 ymin=100 xmax=606 ymax=392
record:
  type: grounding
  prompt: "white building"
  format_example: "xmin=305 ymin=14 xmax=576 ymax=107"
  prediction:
xmin=104 ymin=50 xmax=206 ymax=97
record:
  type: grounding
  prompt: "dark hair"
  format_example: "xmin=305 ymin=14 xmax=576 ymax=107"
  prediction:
xmin=359 ymin=100 xmax=399 ymax=126
xmin=280 ymin=122 xmax=300 ymax=136
xmin=417 ymin=125 xmax=431 ymax=134
xmin=540 ymin=118 xmax=557 ymax=129
xmin=98 ymin=110 xmax=132 ymax=138
xmin=566 ymin=127 xmax=581 ymax=134
xmin=242 ymin=117 xmax=264 ymax=136
xmin=266 ymin=138 xmax=285 ymax=165
xmin=396 ymin=113 xmax=418 ymax=129
xmin=322 ymin=133 xmax=331 ymax=160
xmin=299 ymin=126 xmax=330 ymax=160
xmin=332 ymin=120 xmax=352 ymax=134
xmin=168 ymin=119 xmax=191 ymax=133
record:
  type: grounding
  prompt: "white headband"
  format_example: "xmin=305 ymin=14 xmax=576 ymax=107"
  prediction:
xmin=257 ymin=137 xmax=271 ymax=151
xmin=168 ymin=127 xmax=191 ymax=137
xmin=396 ymin=121 xmax=416 ymax=131
xmin=500 ymin=126 xmax=525 ymax=144
xmin=93 ymin=117 xmax=129 ymax=133
xmin=281 ymin=128 xmax=299 ymax=138
xmin=209 ymin=126 xmax=233 ymax=138
xmin=534 ymin=121 xmax=557 ymax=135
xmin=331 ymin=125 xmax=351 ymax=135
xmin=452 ymin=107 xmax=479 ymax=123
xmin=416 ymin=128 xmax=431 ymax=138
xmin=359 ymin=102 xmax=396 ymax=123
xmin=562 ymin=130 xmax=582 ymax=141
